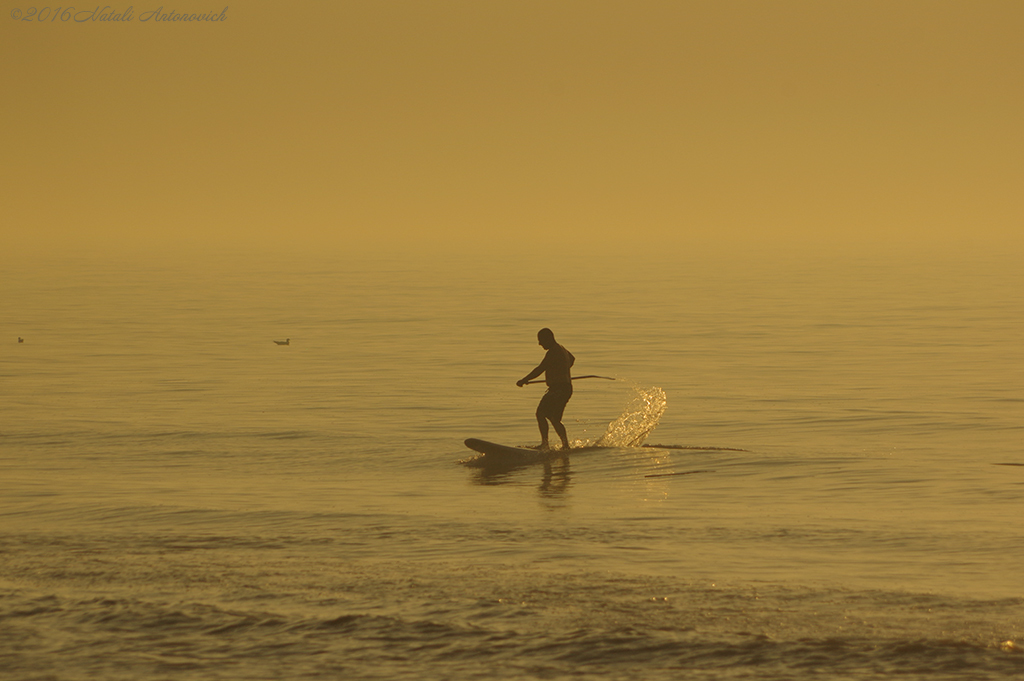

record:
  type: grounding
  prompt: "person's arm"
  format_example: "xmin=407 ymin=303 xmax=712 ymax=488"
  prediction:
xmin=516 ymin=364 xmax=543 ymax=387
xmin=517 ymin=353 xmax=550 ymax=386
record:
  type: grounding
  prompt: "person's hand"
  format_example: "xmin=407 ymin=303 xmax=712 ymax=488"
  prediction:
xmin=516 ymin=380 xmax=526 ymax=387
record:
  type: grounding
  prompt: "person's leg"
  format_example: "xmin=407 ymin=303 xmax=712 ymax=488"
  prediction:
xmin=552 ymin=418 xmax=570 ymax=450
xmin=548 ymin=387 xmax=572 ymax=450
xmin=536 ymin=408 xmax=550 ymax=449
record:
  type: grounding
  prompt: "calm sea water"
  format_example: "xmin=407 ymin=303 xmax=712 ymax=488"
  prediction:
xmin=2 ymin=248 xmax=1022 ymax=680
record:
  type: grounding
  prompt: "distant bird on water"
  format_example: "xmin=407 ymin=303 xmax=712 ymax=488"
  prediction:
xmin=273 ymin=339 xmax=290 ymax=346
xmin=18 ymin=337 xmax=24 ymax=343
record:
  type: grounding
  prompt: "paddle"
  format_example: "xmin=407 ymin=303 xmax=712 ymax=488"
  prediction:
xmin=523 ymin=375 xmax=616 ymax=385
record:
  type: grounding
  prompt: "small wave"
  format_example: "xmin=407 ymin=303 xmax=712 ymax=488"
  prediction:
xmin=644 ymin=444 xmax=750 ymax=452
xmin=4 ymin=558 xmax=1022 ymax=680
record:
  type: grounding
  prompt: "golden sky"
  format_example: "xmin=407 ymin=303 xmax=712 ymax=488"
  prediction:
xmin=2 ymin=1 xmax=1022 ymax=258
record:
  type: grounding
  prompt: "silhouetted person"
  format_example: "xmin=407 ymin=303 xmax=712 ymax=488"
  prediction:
xmin=517 ymin=328 xmax=575 ymax=450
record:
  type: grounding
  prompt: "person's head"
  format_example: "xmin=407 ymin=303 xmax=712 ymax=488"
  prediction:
xmin=537 ymin=327 xmax=556 ymax=349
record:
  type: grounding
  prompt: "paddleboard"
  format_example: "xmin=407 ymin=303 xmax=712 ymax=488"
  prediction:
xmin=463 ymin=438 xmax=586 ymax=467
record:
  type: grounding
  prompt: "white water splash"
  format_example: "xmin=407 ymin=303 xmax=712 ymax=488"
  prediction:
xmin=596 ymin=384 xmax=667 ymax=447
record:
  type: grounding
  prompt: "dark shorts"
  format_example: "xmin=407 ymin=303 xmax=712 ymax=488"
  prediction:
xmin=537 ymin=384 xmax=573 ymax=421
